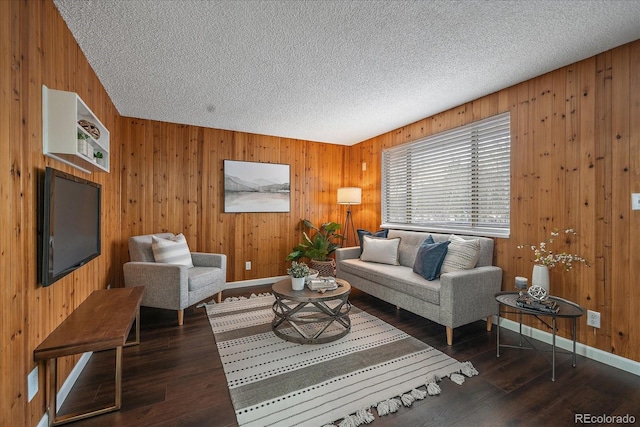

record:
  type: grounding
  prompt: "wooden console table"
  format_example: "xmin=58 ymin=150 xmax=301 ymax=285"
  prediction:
xmin=34 ymin=287 xmax=144 ymax=426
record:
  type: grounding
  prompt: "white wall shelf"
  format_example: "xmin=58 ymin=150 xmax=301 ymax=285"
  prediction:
xmin=42 ymin=85 xmax=110 ymax=174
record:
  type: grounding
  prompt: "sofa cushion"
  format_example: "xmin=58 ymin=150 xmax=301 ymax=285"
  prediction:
xmin=412 ymin=239 xmax=450 ymax=280
xmin=340 ymin=259 xmax=440 ymax=305
xmin=188 ymin=266 xmax=224 ymax=291
xmin=441 ymin=235 xmax=481 ymax=273
xmin=356 ymin=229 xmax=389 ymax=253
xmin=360 ymin=235 xmax=401 ymax=265
xmin=151 ymin=233 xmax=194 ymax=267
xmin=388 ymin=230 xmax=436 ymax=268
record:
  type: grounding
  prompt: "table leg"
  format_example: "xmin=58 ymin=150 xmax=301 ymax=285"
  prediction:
xmin=552 ymin=317 xmax=556 ymax=382
xmin=115 ymin=346 xmax=122 ymax=409
xmin=496 ymin=303 xmax=500 ymax=357
xmin=572 ymin=317 xmax=577 ymax=367
xmin=50 ymin=348 xmax=123 ymax=425
xmin=48 ymin=358 xmax=57 ymax=427
xmin=125 ymin=307 xmax=140 ymax=347
xmin=518 ymin=311 xmax=523 ymax=347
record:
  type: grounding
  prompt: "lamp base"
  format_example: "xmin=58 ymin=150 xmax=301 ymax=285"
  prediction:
xmin=343 ymin=207 xmax=357 ymax=248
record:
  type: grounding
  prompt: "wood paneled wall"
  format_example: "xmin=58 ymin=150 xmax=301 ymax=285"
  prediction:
xmin=1 ymin=1 xmax=122 ymax=425
xmin=119 ymin=119 xmax=347 ymax=281
xmin=345 ymin=40 xmax=640 ymax=363
xmin=2 ymin=1 xmax=639 ymax=426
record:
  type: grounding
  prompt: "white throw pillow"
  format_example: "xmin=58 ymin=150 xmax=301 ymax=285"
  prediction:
xmin=360 ymin=235 xmax=401 ymax=265
xmin=151 ymin=233 xmax=194 ymax=267
xmin=440 ymin=235 xmax=480 ymax=273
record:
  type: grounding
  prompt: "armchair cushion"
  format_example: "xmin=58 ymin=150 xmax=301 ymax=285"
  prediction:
xmin=151 ymin=233 xmax=193 ymax=267
xmin=188 ymin=266 xmax=225 ymax=292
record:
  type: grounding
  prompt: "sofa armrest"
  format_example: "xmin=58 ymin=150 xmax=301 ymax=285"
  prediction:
xmin=439 ymin=266 xmax=503 ymax=327
xmin=335 ymin=247 xmax=361 ymax=276
xmin=123 ymin=262 xmax=189 ymax=310
xmin=335 ymin=247 xmax=361 ymax=262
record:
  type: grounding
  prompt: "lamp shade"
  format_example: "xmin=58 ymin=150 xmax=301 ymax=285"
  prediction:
xmin=337 ymin=187 xmax=362 ymax=205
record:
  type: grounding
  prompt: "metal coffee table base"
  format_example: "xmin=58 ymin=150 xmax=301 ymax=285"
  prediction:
xmin=271 ymin=278 xmax=352 ymax=344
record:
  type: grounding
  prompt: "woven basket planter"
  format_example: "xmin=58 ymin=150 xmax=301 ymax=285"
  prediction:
xmin=310 ymin=259 xmax=336 ymax=277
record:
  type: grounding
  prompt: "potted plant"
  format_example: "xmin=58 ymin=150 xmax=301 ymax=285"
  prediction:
xmin=77 ymin=131 xmax=90 ymax=156
xmin=94 ymin=151 xmax=106 ymax=167
xmin=287 ymin=261 xmax=310 ymax=290
xmin=286 ymin=219 xmax=343 ymax=277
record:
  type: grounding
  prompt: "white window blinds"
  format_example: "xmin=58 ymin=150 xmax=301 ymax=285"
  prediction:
xmin=382 ymin=112 xmax=511 ymax=237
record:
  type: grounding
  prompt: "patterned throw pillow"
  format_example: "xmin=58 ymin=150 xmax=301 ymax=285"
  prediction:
xmin=360 ymin=235 xmax=401 ymax=265
xmin=412 ymin=239 xmax=450 ymax=281
xmin=440 ymin=235 xmax=480 ymax=274
xmin=151 ymin=233 xmax=194 ymax=267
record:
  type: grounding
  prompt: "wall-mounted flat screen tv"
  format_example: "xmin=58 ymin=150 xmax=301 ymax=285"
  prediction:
xmin=40 ymin=167 xmax=101 ymax=287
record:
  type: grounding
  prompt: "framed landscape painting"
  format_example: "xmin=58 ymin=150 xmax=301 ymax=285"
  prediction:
xmin=224 ymin=160 xmax=290 ymax=213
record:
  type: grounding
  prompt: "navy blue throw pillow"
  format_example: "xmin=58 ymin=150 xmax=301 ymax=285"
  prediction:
xmin=356 ymin=229 xmax=389 ymax=253
xmin=412 ymin=240 xmax=451 ymax=281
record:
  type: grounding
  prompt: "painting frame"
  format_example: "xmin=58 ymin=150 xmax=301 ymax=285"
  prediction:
xmin=223 ymin=160 xmax=291 ymax=213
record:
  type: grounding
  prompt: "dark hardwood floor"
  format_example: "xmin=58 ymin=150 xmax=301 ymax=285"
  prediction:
xmin=60 ymin=286 xmax=640 ymax=427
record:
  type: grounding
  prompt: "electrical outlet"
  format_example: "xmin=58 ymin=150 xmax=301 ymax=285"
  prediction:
xmin=245 ymin=261 xmax=251 ymax=271
xmin=632 ymin=193 xmax=640 ymax=210
xmin=28 ymin=366 xmax=38 ymax=402
xmin=587 ymin=310 xmax=601 ymax=328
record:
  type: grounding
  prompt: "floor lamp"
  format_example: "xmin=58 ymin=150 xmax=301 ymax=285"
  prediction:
xmin=337 ymin=187 xmax=362 ymax=247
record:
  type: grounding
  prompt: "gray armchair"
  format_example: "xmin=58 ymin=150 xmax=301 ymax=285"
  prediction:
xmin=123 ymin=233 xmax=226 ymax=325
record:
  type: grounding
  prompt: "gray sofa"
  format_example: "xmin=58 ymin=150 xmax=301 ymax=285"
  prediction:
xmin=336 ymin=229 xmax=502 ymax=345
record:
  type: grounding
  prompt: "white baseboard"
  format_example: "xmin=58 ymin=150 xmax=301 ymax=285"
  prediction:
xmin=495 ymin=316 xmax=640 ymax=376
xmin=225 ymin=275 xmax=288 ymax=290
xmin=37 ymin=351 xmax=92 ymax=426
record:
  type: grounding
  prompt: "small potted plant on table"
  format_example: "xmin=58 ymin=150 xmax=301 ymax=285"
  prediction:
xmin=287 ymin=261 xmax=310 ymax=291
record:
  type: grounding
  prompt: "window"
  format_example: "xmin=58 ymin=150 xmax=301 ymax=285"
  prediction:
xmin=382 ymin=112 xmax=510 ymax=238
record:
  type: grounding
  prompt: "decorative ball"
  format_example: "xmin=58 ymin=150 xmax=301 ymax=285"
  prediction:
xmin=527 ymin=285 xmax=548 ymax=301
xmin=78 ymin=119 xmax=100 ymax=139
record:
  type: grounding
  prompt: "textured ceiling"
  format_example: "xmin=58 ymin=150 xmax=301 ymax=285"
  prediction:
xmin=54 ymin=0 xmax=640 ymax=146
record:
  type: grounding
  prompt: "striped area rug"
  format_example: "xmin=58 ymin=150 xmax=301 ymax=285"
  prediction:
xmin=206 ymin=294 xmax=477 ymax=427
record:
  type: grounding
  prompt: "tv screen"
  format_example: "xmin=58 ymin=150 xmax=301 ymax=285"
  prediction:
xmin=41 ymin=167 xmax=101 ymax=287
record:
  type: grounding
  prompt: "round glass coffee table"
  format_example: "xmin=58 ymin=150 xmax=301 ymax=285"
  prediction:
xmin=271 ymin=278 xmax=351 ymax=344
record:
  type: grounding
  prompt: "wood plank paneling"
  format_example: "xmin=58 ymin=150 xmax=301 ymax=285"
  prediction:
xmin=3 ymin=2 xmax=639 ymax=426
xmin=629 ymin=41 xmax=640 ymax=362
xmin=119 ymin=121 xmax=346 ymax=283
xmin=610 ymin=44 xmax=632 ymax=357
xmin=346 ymin=40 xmax=640 ymax=365
xmin=1 ymin=1 xmax=122 ymax=425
